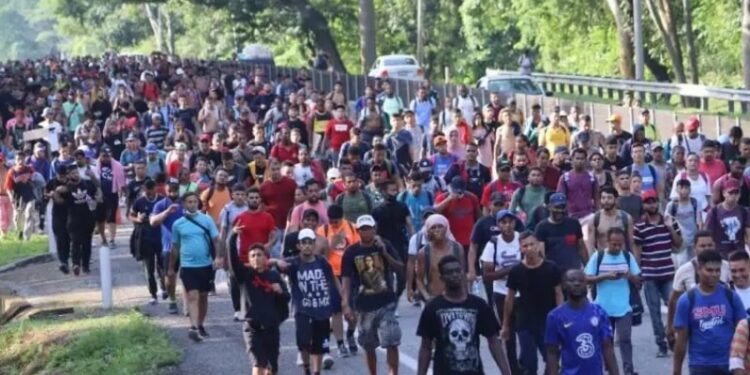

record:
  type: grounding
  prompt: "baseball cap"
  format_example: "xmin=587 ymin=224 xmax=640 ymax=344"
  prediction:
xmin=652 ymin=143 xmax=664 ymax=151
xmin=176 ymin=142 xmax=188 ymax=151
xmin=146 ymin=143 xmax=158 ymax=153
xmin=327 ymin=168 xmax=341 ymax=180
xmin=126 ymin=132 xmax=138 ymax=141
xmin=496 ymin=159 xmax=512 ymax=171
xmin=558 ymin=110 xmax=568 ymax=117
xmin=199 ymin=133 xmax=212 ymax=142
xmin=298 ymin=228 xmax=316 ymax=241
xmin=549 ymin=193 xmax=567 ymax=207
xmin=554 ymin=146 xmax=569 ymax=155
xmin=99 ymin=145 xmax=112 ymax=155
xmin=251 ymin=146 xmax=266 ymax=156
xmin=356 ymin=215 xmax=376 ymax=229
xmin=496 ymin=209 xmax=516 ymax=222
xmin=606 ymin=113 xmax=622 ymax=124
xmin=151 ymin=112 xmax=162 ymax=119
xmin=175 ymin=68 xmax=185 ymax=76
xmin=418 ymin=159 xmax=433 ymax=171
xmin=490 ymin=191 xmax=505 ymax=205
xmin=722 ymin=178 xmax=741 ymax=191
xmin=33 ymin=142 xmax=46 ymax=151
xmin=686 ymin=116 xmax=700 ymax=131
xmin=641 ymin=190 xmax=659 ymax=202
xmin=433 ymin=135 xmax=447 ymax=146
xmin=42 ymin=107 xmax=53 ymax=117
xmin=449 ymin=176 xmax=465 ymax=193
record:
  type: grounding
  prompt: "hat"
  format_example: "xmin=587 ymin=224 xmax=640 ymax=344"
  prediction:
xmin=42 ymin=107 xmax=53 ymax=117
xmin=652 ymin=143 xmax=664 ymax=151
xmin=490 ymin=191 xmax=505 ymax=205
xmin=558 ymin=110 xmax=568 ymax=117
xmin=449 ymin=176 xmax=465 ymax=193
xmin=686 ymin=116 xmax=700 ymax=131
xmin=199 ymin=133 xmax=212 ymax=142
xmin=151 ymin=112 xmax=162 ymax=119
xmin=496 ymin=159 xmax=511 ymax=171
xmin=298 ymin=228 xmax=316 ymax=241
xmin=126 ymin=132 xmax=138 ymax=141
xmin=99 ymin=145 xmax=112 ymax=155
xmin=549 ymin=193 xmax=567 ymax=207
xmin=418 ymin=159 xmax=433 ymax=171
xmin=327 ymin=168 xmax=341 ymax=180
xmin=356 ymin=215 xmax=376 ymax=229
xmin=496 ymin=209 xmax=516 ymax=222
xmin=175 ymin=68 xmax=185 ymax=76
xmin=251 ymin=146 xmax=266 ymax=156
xmin=606 ymin=113 xmax=622 ymax=124
xmin=433 ymin=135 xmax=447 ymax=146
xmin=146 ymin=143 xmax=158 ymax=153
xmin=33 ymin=142 xmax=46 ymax=150
xmin=722 ymin=178 xmax=741 ymax=191
xmin=176 ymin=142 xmax=188 ymax=151
xmin=641 ymin=190 xmax=659 ymax=202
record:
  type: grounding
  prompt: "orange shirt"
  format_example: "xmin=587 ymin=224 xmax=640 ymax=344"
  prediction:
xmin=201 ymin=187 xmax=231 ymax=225
xmin=316 ymin=220 xmax=360 ymax=276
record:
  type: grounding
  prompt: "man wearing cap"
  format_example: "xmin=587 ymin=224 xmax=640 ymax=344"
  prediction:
xmin=190 ymin=133 xmax=221 ymax=172
xmin=435 ymin=176 xmax=481 ymax=254
xmin=416 ymin=158 xmax=446 ymax=197
xmin=167 ymin=142 xmax=189 ymax=179
xmin=145 ymin=112 xmax=168 ymax=150
xmin=323 ymin=105 xmax=354 ymax=164
xmin=430 ymin=135 xmax=459 ymax=179
xmin=672 ymin=116 xmax=706 ymax=155
xmin=144 ymin=143 xmax=165 ymax=180
xmin=341 ymin=215 xmax=404 ymax=375
xmin=444 ymin=142 xmax=492 ymax=199
xmin=481 ymin=160 xmax=522 ymax=214
xmin=637 ymin=109 xmax=660 ymax=142
xmin=633 ymin=189 xmax=682 ymax=357
xmin=535 ymin=192 xmax=588 ymax=273
xmin=480 ymin=209 xmax=523 ymax=373
xmin=94 ymin=146 xmax=125 ymax=248
xmin=572 ymin=115 xmax=605 ymax=154
xmin=606 ymin=113 xmax=632 ymax=151
xmin=711 ymin=157 xmax=750 ymax=207
xmin=706 ymin=178 xmax=750 ymax=259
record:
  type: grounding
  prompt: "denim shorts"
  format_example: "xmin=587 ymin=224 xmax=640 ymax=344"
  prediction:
xmin=356 ymin=302 xmax=401 ymax=350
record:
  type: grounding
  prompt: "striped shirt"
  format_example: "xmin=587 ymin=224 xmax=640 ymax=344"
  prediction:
xmin=145 ymin=126 xmax=169 ymax=149
xmin=633 ymin=218 xmax=675 ymax=280
xmin=730 ymin=319 xmax=750 ymax=371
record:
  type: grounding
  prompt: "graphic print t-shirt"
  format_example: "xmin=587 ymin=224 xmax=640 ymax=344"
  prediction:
xmin=674 ymin=286 xmax=747 ymax=366
xmin=706 ymin=205 xmax=750 ymax=258
xmin=341 ymin=242 xmax=397 ymax=312
xmin=286 ymin=256 xmax=339 ymax=320
xmin=64 ymin=180 xmax=97 ymax=224
xmin=416 ymin=295 xmax=499 ymax=375
xmin=544 ymin=302 xmax=612 ymax=375
xmin=99 ymin=162 xmax=114 ymax=196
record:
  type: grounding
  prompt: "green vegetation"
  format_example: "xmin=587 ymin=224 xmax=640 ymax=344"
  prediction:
xmin=0 ymin=235 xmax=48 ymax=267
xmin=0 ymin=311 xmax=180 ymax=375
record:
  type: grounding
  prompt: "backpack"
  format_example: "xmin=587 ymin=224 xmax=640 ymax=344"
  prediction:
xmin=686 ymin=285 xmax=736 ymax=336
xmin=668 ymin=198 xmax=699 ymax=220
xmin=623 ymin=164 xmax=659 ymax=187
xmin=423 ymin=241 xmax=462 ymax=282
xmin=561 ymin=170 xmax=597 ymax=197
xmin=591 ymin=249 xmax=644 ymax=325
xmin=678 ymin=171 xmax=708 ymax=187
xmin=592 ymin=210 xmax=630 ymax=250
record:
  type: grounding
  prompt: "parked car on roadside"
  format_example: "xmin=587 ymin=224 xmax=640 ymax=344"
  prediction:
xmin=368 ymin=54 xmax=425 ymax=81
xmin=476 ymin=73 xmax=551 ymax=96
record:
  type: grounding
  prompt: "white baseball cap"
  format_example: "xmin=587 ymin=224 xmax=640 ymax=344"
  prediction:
xmin=355 ymin=215 xmax=376 ymax=229
xmin=327 ymin=168 xmax=341 ymax=180
xmin=298 ymin=228 xmax=316 ymax=241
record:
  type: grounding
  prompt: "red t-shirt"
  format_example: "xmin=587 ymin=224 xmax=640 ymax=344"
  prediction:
xmin=233 ymin=210 xmax=276 ymax=263
xmin=270 ymin=143 xmax=299 ymax=164
xmin=167 ymin=160 xmax=183 ymax=178
xmin=699 ymin=159 xmax=727 ymax=186
xmin=259 ymin=177 xmax=297 ymax=229
xmin=324 ymin=118 xmax=353 ymax=151
xmin=435 ymin=192 xmax=479 ymax=246
xmin=480 ymin=179 xmax=522 ymax=207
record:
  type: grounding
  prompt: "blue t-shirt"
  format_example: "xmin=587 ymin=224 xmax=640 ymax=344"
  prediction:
xmin=399 ymin=190 xmax=433 ymax=232
xmin=674 ymin=286 xmax=747 ymax=366
xmin=632 ymin=164 xmax=657 ymax=192
xmin=545 ymin=302 xmax=613 ymax=375
xmin=152 ymin=197 xmax=184 ymax=253
xmin=584 ymin=251 xmax=640 ymax=318
xmin=286 ymin=256 xmax=339 ymax=320
xmin=171 ymin=212 xmax=218 ymax=268
xmin=432 ymin=153 xmax=458 ymax=178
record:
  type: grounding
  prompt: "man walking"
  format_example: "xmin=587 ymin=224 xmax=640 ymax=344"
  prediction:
xmin=130 ymin=179 xmax=166 ymax=303
xmin=534 ymin=193 xmax=588 ymax=273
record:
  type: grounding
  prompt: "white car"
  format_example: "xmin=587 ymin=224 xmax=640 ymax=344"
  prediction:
xmin=368 ymin=54 xmax=424 ymax=81
xmin=476 ymin=74 xmax=550 ymax=96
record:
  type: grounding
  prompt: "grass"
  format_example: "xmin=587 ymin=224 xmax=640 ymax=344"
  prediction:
xmin=0 ymin=311 xmax=181 ymax=375
xmin=0 ymin=235 xmax=48 ymax=267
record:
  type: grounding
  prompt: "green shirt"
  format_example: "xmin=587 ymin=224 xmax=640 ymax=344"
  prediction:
xmin=510 ymin=185 xmax=547 ymax=225
xmin=63 ymin=101 xmax=85 ymax=132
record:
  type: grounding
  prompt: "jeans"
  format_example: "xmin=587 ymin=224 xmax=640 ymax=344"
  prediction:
xmin=52 ymin=217 xmax=71 ymax=265
xmin=609 ymin=313 xmax=634 ymax=374
xmin=142 ymin=241 xmax=165 ymax=298
xmin=70 ymin=220 xmax=94 ymax=268
xmin=644 ymin=278 xmax=672 ymax=350
xmin=517 ymin=325 xmax=546 ymax=375
xmin=688 ymin=365 xmax=731 ymax=375
xmin=493 ymin=293 xmax=520 ymax=374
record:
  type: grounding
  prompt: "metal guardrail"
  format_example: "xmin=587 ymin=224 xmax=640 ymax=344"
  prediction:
xmin=486 ymin=69 xmax=750 ymax=113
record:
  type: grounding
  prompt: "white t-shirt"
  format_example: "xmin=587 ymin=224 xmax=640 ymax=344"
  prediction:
xmin=735 ymin=286 xmax=750 ymax=312
xmin=672 ymin=259 xmax=730 ymax=292
xmin=480 ymin=232 xmax=521 ymax=295
xmin=293 ymin=164 xmax=314 ymax=187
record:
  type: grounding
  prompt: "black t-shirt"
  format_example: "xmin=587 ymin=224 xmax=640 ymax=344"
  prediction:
xmin=444 ymin=163 xmax=492 ymax=199
xmin=283 ymin=231 xmax=301 ymax=258
xmin=341 ymin=242 xmax=398 ymax=312
xmin=506 ymin=261 xmax=561 ymax=328
xmin=91 ymin=99 xmax=112 ymax=129
xmin=126 ymin=179 xmax=146 ymax=209
xmin=175 ymin=108 xmax=199 ymax=133
xmin=534 ymin=218 xmax=584 ymax=273
xmin=372 ymin=200 xmax=410 ymax=251
xmin=189 ymin=150 xmax=222 ymax=171
xmin=46 ymin=178 xmax=68 ymax=221
xmin=416 ymin=295 xmax=499 ymax=375
xmin=103 ymin=131 xmax=126 ymax=160
xmin=131 ymin=195 xmax=161 ymax=242
xmin=64 ymin=180 xmax=97 ymax=224
xmin=242 ymin=268 xmax=288 ymax=327
xmin=603 ymin=155 xmax=629 ymax=172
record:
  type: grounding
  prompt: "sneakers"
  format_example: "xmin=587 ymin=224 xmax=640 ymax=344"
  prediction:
xmin=656 ymin=347 xmax=668 ymax=358
xmin=296 ymin=352 xmax=304 ymax=366
xmin=82 ymin=266 xmax=90 ymax=275
xmin=168 ymin=302 xmax=179 ymax=315
xmin=233 ymin=311 xmax=243 ymax=322
xmin=188 ymin=327 xmax=202 ymax=343
xmin=412 ymin=300 xmax=421 ymax=307
xmin=337 ymin=342 xmax=350 ymax=358
xmin=59 ymin=264 xmax=69 ymax=275
xmin=149 ymin=297 xmax=158 ymax=305
xmin=158 ymin=288 xmax=168 ymax=300
xmin=322 ymin=353 xmax=335 ymax=369
xmin=198 ymin=326 xmax=209 ymax=338
xmin=108 ymin=240 xmax=116 ymax=249
xmin=346 ymin=334 xmax=358 ymax=354
xmin=72 ymin=265 xmax=80 ymax=276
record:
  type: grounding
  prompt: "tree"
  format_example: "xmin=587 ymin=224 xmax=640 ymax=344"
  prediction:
xmin=743 ymin=0 xmax=750 ymax=88
xmin=606 ymin=0 xmax=636 ymax=78
xmin=359 ymin=0 xmax=377 ymax=73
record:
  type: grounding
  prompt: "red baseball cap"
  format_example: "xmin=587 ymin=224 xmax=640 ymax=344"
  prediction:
xmin=686 ymin=116 xmax=700 ymax=131
xmin=722 ymin=177 xmax=741 ymax=191
xmin=199 ymin=133 xmax=212 ymax=142
xmin=641 ymin=190 xmax=659 ymax=202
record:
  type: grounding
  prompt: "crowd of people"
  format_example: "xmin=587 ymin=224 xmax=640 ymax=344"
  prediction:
xmin=3 ymin=52 xmax=750 ymax=375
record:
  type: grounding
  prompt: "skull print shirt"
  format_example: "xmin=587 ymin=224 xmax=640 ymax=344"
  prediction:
xmin=416 ymin=294 xmax=499 ymax=375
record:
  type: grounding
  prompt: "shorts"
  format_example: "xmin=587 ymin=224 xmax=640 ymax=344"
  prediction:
xmin=331 ymin=276 xmax=343 ymax=313
xmin=179 ymin=266 xmax=213 ymax=292
xmin=295 ymin=314 xmax=331 ymax=354
xmin=95 ymin=194 xmax=119 ymax=223
xmin=356 ymin=302 xmax=401 ymax=351
xmin=243 ymin=322 xmax=280 ymax=371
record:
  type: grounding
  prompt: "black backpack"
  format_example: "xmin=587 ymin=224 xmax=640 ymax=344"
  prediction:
xmin=592 ymin=210 xmax=630 ymax=250
xmin=591 ymin=249 xmax=644 ymax=326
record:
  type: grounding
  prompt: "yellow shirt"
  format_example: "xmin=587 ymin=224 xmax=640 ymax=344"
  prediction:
xmin=543 ymin=125 xmax=571 ymax=155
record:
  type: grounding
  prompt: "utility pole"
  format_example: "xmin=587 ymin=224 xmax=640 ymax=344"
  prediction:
xmin=633 ymin=0 xmax=645 ymax=80
xmin=416 ymin=0 xmax=424 ymax=63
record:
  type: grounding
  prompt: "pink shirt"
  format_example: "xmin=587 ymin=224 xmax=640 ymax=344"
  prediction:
xmin=699 ymin=159 xmax=727 ymax=186
xmin=287 ymin=200 xmax=329 ymax=230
